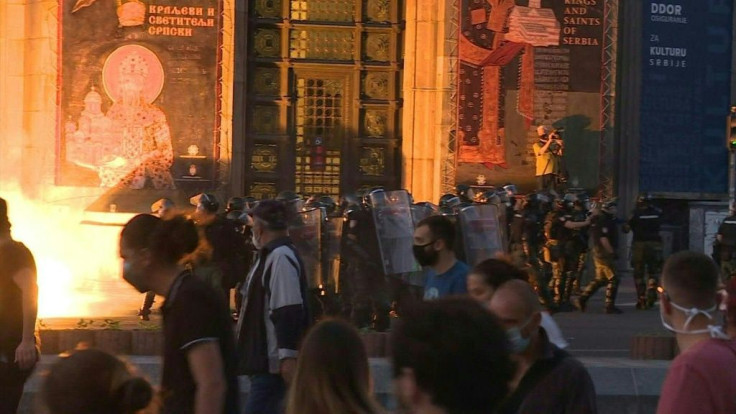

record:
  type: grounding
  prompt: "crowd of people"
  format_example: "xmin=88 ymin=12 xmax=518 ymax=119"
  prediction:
xmin=1 ymin=190 xmax=736 ymax=414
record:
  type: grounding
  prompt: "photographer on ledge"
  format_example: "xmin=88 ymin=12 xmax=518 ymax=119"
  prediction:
xmin=533 ymin=125 xmax=565 ymax=194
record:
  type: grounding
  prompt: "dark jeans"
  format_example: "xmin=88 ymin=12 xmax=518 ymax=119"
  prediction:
xmin=536 ymin=174 xmax=557 ymax=192
xmin=246 ymin=373 xmax=285 ymax=414
xmin=0 ymin=358 xmax=35 ymax=414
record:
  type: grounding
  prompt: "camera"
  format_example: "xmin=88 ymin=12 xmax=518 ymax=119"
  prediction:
xmin=548 ymin=129 xmax=564 ymax=154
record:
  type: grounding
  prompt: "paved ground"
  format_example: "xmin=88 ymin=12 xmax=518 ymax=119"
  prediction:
xmin=40 ymin=271 xmax=664 ymax=360
xmin=555 ymin=276 xmax=664 ymax=358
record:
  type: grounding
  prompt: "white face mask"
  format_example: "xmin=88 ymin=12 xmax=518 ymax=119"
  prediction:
xmin=506 ymin=316 xmax=534 ymax=354
xmin=659 ymin=299 xmax=729 ymax=339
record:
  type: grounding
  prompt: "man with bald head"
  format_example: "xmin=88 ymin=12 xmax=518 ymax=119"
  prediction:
xmin=656 ymin=251 xmax=736 ymax=414
xmin=489 ymin=280 xmax=596 ymax=414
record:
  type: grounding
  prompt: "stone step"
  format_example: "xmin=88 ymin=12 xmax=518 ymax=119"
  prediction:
xmin=19 ymin=356 xmax=668 ymax=414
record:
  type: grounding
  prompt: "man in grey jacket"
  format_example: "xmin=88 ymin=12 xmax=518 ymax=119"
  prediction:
xmin=236 ymin=200 xmax=310 ymax=414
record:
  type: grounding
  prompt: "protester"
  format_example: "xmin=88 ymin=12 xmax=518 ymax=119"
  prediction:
xmin=489 ymin=280 xmax=597 ymax=413
xmin=138 ymin=197 xmax=177 ymax=321
xmin=40 ymin=348 xmax=154 ymax=414
xmin=726 ymin=278 xmax=736 ymax=338
xmin=413 ymin=215 xmax=469 ymax=300
xmin=120 ymin=214 xmax=239 ymax=414
xmin=467 ymin=258 xmax=568 ymax=348
xmin=391 ymin=297 xmax=514 ymax=414
xmin=0 ymin=197 xmax=39 ymax=413
xmin=286 ymin=319 xmax=383 ymax=414
xmin=236 ymin=200 xmax=310 ymax=414
xmin=656 ymin=251 xmax=736 ymax=414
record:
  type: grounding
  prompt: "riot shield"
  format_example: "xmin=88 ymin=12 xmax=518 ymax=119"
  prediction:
xmin=459 ymin=204 xmax=504 ymax=266
xmin=411 ymin=203 xmax=437 ymax=225
xmin=324 ymin=216 xmax=343 ymax=293
xmin=370 ymin=190 xmax=420 ymax=275
xmin=288 ymin=208 xmax=323 ymax=289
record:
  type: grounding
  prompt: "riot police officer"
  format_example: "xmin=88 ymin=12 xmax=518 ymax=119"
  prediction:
xmin=544 ymin=197 xmax=590 ymax=310
xmin=567 ymin=196 xmax=590 ymax=297
xmin=511 ymin=193 xmax=554 ymax=309
xmin=341 ymin=190 xmax=390 ymax=331
xmin=623 ymin=194 xmax=663 ymax=309
xmin=717 ymin=206 xmax=736 ymax=282
xmin=576 ymin=200 xmax=622 ymax=314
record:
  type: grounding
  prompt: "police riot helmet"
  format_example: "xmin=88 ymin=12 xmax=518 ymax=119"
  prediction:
xmin=502 ymin=184 xmax=518 ymax=196
xmin=439 ymin=193 xmax=458 ymax=208
xmin=276 ymin=191 xmax=300 ymax=202
xmin=318 ymin=195 xmax=337 ymax=214
xmin=226 ymin=196 xmax=246 ymax=213
xmin=363 ymin=187 xmax=385 ymax=208
xmin=414 ymin=201 xmax=439 ymax=214
xmin=150 ymin=198 xmax=175 ymax=214
xmin=637 ymin=193 xmax=653 ymax=207
xmin=476 ymin=191 xmax=497 ymax=204
xmin=190 ymin=193 xmax=219 ymax=213
xmin=243 ymin=197 xmax=258 ymax=212
xmin=456 ymin=184 xmax=474 ymax=203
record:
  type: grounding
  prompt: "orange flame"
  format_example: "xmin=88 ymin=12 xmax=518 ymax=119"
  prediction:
xmin=3 ymin=191 xmax=143 ymax=317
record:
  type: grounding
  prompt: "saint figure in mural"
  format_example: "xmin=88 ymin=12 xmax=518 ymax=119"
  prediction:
xmin=98 ymin=44 xmax=175 ymax=190
xmin=458 ymin=0 xmax=560 ymax=168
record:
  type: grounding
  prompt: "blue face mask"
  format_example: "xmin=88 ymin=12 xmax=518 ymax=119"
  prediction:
xmin=506 ymin=317 xmax=533 ymax=354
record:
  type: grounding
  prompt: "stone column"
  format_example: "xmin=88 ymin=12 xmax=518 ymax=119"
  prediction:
xmin=402 ymin=0 xmax=456 ymax=203
xmin=0 ymin=0 xmax=27 ymax=193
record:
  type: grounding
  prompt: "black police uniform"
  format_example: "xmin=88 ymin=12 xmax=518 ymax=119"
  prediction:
xmin=577 ymin=211 xmax=620 ymax=314
xmin=627 ymin=205 xmax=663 ymax=308
xmin=544 ymin=207 xmax=572 ymax=307
xmin=717 ymin=214 xmax=736 ymax=282
xmin=342 ymin=205 xmax=390 ymax=331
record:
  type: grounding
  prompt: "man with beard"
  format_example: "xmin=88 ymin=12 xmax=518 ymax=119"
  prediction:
xmin=413 ymin=215 xmax=469 ymax=300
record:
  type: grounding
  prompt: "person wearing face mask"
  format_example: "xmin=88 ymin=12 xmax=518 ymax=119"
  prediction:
xmin=655 ymin=251 xmax=736 ymax=414
xmin=413 ymin=215 xmax=470 ymax=300
xmin=235 ymin=200 xmax=311 ymax=414
xmin=489 ymin=280 xmax=596 ymax=414
xmin=119 ymin=214 xmax=240 ymax=414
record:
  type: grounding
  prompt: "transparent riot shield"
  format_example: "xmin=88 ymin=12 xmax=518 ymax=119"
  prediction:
xmin=411 ymin=203 xmax=437 ymax=226
xmin=288 ymin=208 xmax=323 ymax=289
xmin=459 ymin=204 xmax=504 ymax=266
xmin=370 ymin=190 xmax=420 ymax=275
xmin=324 ymin=216 xmax=343 ymax=293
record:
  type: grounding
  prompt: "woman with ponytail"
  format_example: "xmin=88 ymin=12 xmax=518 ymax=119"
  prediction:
xmin=40 ymin=348 xmax=154 ymax=414
xmin=120 ymin=214 xmax=239 ymax=414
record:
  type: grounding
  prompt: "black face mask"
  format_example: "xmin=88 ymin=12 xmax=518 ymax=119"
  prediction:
xmin=413 ymin=240 xmax=439 ymax=267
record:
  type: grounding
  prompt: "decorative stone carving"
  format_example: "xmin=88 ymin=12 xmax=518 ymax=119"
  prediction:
xmin=363 ymin=72 xmax=390 ymax=99
xmin=364 ymin=33 xmax=390 ymax=61
xmin=253 ymin=29 xmax=281 ymax=57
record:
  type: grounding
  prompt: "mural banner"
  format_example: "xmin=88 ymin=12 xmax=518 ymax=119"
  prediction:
xmin=639 ymin=0 xmax=732 ymax=196
xmin=57 ymin=0 xmax=222 ymax=211
xmin=456 ymin=0 xmax=608 ymax=193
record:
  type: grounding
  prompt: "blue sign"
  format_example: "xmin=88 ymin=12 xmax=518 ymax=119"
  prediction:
xmin=639 ymin=0 xmax=733 ymax=195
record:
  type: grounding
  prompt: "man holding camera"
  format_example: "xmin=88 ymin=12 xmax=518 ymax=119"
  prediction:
xmin=533 ymin=125 xmax=564 ymax=194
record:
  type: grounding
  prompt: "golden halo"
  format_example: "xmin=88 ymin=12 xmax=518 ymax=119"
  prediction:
xmin=102 ymin=44 xmax=165 ymax=104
